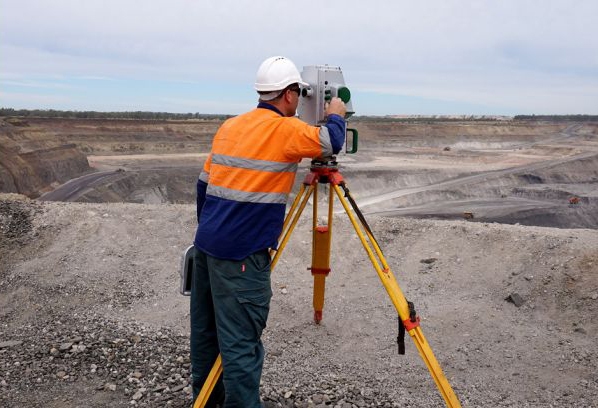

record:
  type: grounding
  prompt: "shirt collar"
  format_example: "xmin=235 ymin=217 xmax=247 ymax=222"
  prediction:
xmin=257 ymin=101 xmax=284 ymax=117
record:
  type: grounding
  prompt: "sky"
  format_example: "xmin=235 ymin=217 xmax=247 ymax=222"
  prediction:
xmin=1 ymin=0 xmax=597 ymax=116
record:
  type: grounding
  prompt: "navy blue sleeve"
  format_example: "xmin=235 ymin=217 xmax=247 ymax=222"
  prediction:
xmin=325 ymin=114 xmax=346 ymax=154
xmin=196 ymin=179 xmax=208 ymax=224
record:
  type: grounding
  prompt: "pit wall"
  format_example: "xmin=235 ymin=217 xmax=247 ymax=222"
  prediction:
xmin=0 ymin=121 xmax=91 ymax=198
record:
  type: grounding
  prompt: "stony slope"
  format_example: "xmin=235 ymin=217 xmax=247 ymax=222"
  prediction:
xmin=0 ymin=120 xmax=90 ymax=197
xmin=0 ymin=116 xmax=219 ymax=199
xmin=1 ymin=195 xmax=597 ymax=407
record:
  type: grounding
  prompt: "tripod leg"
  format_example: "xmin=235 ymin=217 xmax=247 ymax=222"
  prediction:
xmin=280 ymin=184 xmax=307 ymax=241
xmin=310 ymin=185 xmax=334 ymax=323
xmin=332 ymin=184 xmax=461 ymax=408
xmin=271 ymin=183 xmax=315 ymax=269
xmin=193 ymin=355 xmax=223 ymax=408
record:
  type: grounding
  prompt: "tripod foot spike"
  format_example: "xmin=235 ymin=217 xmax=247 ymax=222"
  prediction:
xmin=314 ymin=310 xmax=322 ymax=324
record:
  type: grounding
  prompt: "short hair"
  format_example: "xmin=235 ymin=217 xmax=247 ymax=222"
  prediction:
xmin=258 ymin=83 xmax=300 ymax=102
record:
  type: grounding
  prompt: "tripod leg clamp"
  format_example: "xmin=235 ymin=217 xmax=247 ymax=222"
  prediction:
xmin=398 ymin=317 xmax=406 ymax=355
xmin=397 ymin=301 xmax=420 ymax=355
xmin=308 ymin=267 xmax=331 ymax=275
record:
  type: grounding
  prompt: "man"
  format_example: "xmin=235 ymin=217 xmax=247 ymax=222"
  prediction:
xmin=191 ymin=56 xmax=347 ymax=407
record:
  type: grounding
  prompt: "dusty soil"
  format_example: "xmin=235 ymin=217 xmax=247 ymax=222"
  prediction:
xmin=1 ymin=118 xmax=598 ymax=407
xmin=1 ymin=194 xmax=597 ymax=407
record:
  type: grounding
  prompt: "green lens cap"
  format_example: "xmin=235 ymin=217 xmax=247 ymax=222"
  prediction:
xmin=337 ymin=86 xmax=351 ymax=103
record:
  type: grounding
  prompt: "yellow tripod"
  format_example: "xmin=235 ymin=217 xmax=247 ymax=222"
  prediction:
xmin=194 ymin=158 xmax=461 ymax=408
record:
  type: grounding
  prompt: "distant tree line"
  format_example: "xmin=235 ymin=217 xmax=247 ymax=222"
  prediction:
xmin=0 ymin=108 xmax=233 ymax=121
xmin=3 ymin=108 xmax=595 ymax=123
xmin=352 ymin=115 xmax=511 ymax=123
xmin=355 ymin=114 xmax=598 ymax=123
xmin=514 ymin=114 xmax=598 ymax=122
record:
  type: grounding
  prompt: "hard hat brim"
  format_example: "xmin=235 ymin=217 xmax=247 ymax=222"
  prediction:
xmin=254 ymin=79 xmax=309 ymax=92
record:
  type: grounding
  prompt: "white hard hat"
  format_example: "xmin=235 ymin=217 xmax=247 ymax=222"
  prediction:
xmin=254 ymin=56 xmax=309 ymax=92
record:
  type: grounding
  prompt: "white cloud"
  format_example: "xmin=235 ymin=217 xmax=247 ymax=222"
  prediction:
xmin=157 ymin=96 xmax=253 ymax=115
xmin=0 ymin=91 xmax=71 ymax=107
xmin=0 ymin=79 xmax=77 ymax=90
xmin=1 ymin=0 xmax=597 ymax=113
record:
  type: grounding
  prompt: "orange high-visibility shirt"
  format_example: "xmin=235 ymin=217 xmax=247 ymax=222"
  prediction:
xmin=194 ymin=103 xmax=345 ymax=259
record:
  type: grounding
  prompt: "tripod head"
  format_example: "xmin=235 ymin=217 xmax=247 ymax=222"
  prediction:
xmin=297 ymin=65 xmax=358 ymax=154
xmin=310 ymin=156 xmax=338 ymax=170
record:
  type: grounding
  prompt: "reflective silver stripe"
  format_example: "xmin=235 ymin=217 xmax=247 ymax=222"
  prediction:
xmin=211 ymin=154 xmax=298 ymax=173
xmin=207 ymin=185 xmax=288 ymax=204
xmin=198 ymin=171 xmax=209 ymax=183
xmin=319 ymin=126 xmax=333 ymax=157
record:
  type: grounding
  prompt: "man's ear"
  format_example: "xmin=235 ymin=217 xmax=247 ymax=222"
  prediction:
xmin=283 ymin=89 xmax=292 ymax=104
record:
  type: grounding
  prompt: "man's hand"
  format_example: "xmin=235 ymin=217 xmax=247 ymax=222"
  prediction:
xmin=325 ymin=97 xmax=347 ymax=118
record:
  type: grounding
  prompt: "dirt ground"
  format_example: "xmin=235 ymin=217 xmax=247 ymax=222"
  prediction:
xmin=1 ymin=195 xmax=597 ymax=407
xmin=1 ymin=118 xmax=598 ymax=407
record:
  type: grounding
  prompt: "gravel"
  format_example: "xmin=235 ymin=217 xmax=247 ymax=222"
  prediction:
xmin=1 ymin=196 xmax=597 ymax=407
xmin=0 ymin=312 xmax=406 ymax=408
xmin=1 ymin=312 xmax=192 ymax=407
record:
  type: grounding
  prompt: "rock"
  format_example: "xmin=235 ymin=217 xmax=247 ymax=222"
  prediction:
xmin=153 ymin=384 xmax=168 ymax=393
xmin=105 ymin=383 xmax=117 ymax=391
xmin=420 ymin=257 xmax=438 ymax=264
xmin=170 ymin=384 xmax=185 ymax=392
xmin=0 ymin=340 xmax=23 ymax=349
xmin=505 ymin=293 xmax=525 ymax=307
xmin=59 ymin=342 xmax=73 ymax=351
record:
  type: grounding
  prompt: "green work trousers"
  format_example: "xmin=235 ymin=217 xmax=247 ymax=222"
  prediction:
xmin=190 ymin=247 xmax=272 ymax=408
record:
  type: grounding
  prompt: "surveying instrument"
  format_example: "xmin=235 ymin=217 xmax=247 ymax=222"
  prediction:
xmin=180 ymin=65 xmax=461 ymax=407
